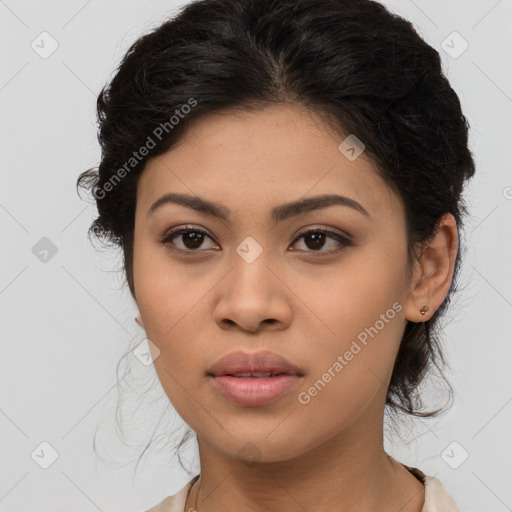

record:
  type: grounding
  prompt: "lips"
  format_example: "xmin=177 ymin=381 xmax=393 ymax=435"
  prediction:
xmin=207 ymin=350 xmax=304 ymax=378
xmin=229 ymin=372 xmax=285 ymax=378
xmin=207 ymin=350 xmax=305 ymax=406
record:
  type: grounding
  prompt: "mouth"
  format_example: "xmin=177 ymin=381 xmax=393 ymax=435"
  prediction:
xmin=220 ymin=371 xmax=296 ymax=378
xmin=207 ymin=349 xmax=304 ymax=378
xmin=206 ymin=350 xmax=305 ymax=406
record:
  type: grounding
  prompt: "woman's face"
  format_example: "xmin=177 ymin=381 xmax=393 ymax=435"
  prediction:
xmin=132 ymin=103 xmax=418 ymax=463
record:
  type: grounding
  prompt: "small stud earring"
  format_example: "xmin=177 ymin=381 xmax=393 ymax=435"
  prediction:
xmin=419 ymin=306 xmax=430 ymax=316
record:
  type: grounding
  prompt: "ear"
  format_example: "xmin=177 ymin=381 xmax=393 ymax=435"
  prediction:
xmin=404 ymin=213 xmax=459 ymax=323
xmin=135 ymin=309 xmax=145 ymax=328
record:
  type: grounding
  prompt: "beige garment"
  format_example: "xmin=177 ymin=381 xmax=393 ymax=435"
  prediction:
xmin=143 ymin=464 xmax=460 ymax=512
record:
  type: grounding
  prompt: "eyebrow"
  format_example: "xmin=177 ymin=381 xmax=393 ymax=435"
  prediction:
xmin=147 ymin=192 xmax=371 ymax=223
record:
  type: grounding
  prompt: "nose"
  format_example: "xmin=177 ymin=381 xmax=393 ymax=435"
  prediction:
xmin=213 ymin=248 xmax=292 ymax=333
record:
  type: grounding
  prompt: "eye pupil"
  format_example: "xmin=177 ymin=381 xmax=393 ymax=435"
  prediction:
xmin=304 ymin=232 xmax=326 ymax=250
xmin=183 ymin=231 xmax=204 ymax=249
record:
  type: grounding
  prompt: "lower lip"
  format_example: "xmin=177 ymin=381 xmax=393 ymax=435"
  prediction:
xmin=209 ymin=374 xmax=302 ymax=406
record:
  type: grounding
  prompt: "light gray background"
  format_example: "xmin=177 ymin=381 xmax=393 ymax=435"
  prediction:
xmin=1 ymin=1 xmax=511 ymax=511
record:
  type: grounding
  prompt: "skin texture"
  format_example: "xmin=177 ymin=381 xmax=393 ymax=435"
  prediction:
xmin=132 ymin=103 xmax=458 ymax=512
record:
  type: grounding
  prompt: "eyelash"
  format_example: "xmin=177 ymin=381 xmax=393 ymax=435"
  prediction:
xmin=159 ymin=225 xmax=353 ymax=256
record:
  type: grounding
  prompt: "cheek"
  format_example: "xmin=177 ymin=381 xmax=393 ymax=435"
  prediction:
xmin=299 ymin=247 xmax=406 ymax=343
xmin=133 ymin=237 xmax=196 ymax=338
xmin=147 ymin=315 xmax=208 ymax=427
xmin=296 ymin=250 xmax=406 ymax=400
xmin=132 ymin=245 xmax=198 ymax=406
xmin=289 ymin=298 xmax=405 ymax=455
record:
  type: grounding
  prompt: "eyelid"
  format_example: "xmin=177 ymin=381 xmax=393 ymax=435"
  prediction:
xmin=292 ymin=224 xmax=352 ymax=242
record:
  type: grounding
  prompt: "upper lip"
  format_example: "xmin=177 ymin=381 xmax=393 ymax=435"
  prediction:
xmin=207 ymin=350 xmax=304 ymax=377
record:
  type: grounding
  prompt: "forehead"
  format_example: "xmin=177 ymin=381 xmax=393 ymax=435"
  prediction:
xmin=137 ymin=103 xmax=401 ymax=222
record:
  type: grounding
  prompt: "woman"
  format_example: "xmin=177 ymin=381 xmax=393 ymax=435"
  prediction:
xmin=77 ymin=0 xmax=475 ymax=510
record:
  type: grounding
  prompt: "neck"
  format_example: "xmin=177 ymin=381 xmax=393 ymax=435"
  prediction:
xmin=186 ymin=411 xmax=424 ymax=512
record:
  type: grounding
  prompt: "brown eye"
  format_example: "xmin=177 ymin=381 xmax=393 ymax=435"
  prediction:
xmin=291 ymin=228 xmax=352 ymax=254
xmin=160 ymin=226 xmax=218 ymax=251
